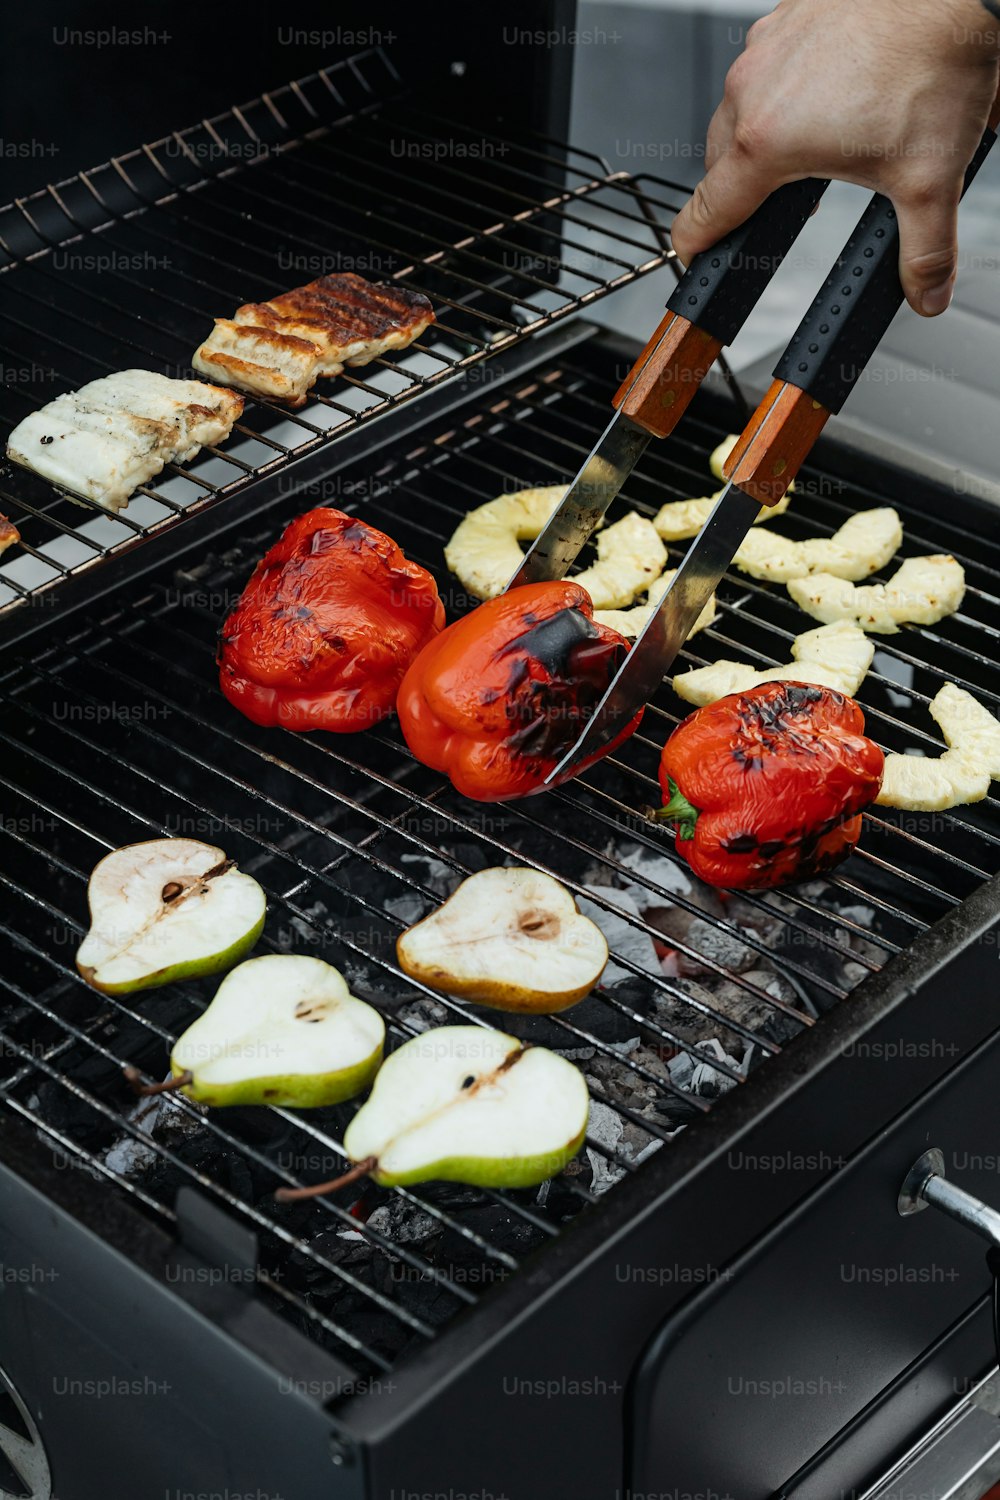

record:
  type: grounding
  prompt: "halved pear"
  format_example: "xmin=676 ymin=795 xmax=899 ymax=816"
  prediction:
xmin=166 ymin=955 xmax=385 ymax=1108
xmin=396 ymin=868 xmax=608 ymax=1014
xmin=343 ymin=1026 xmax=590 ymax=1188
xmin=76 ymin=838 xmax=266 ymax=994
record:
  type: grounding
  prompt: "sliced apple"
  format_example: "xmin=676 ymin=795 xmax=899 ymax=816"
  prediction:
xmin=396 ymin=867 xmax=608 ymax=1013
xmin=76 ymin=838 xmax=266 ymax=994
xmin=276 ymin=1025 xmax=590 ymax=1198
xmin=152 ymin=955 xmax=384 ymax=1108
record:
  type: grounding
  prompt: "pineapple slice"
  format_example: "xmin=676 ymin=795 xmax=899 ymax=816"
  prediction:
xmin=654 ymin=488 xmax=792 ymax=544
xmin=573 ymin=511 xmax=667 ymax=610
xmin=594 ymin=571 xmax=717 ymax=641
xmin=878 ymin=682 xmax=1000 ymax=810
xmin=735 ymin=508 xmax=902 ymax=583
xmin=787 ymin=554 xmax=965 ymax=633
xmin=709 ymin=434 xmax=739 ymax=482
xmin=444 ymin=484 xmax=568 ymax=601
xmin=672 ymin=621 xmax=873 ymax=707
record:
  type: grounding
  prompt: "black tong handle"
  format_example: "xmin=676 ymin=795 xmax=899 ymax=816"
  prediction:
xmin=667 ymin=176 xmax=829 ymax=343
xmin=774 ymin=126 xmax=998 ymax=413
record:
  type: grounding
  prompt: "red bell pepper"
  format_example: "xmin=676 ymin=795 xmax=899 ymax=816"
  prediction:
xmin=218 ymin=507 xmax=444 ymax=732
xmin=655 ymin=681 xmax=884 ymax=890
xmin=396 ymin=581 xmax=641 ymax=801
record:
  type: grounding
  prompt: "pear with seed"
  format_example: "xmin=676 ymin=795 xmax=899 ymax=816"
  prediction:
xmin=151 ymin=955 xmax=385 ymax=1108
xmin=396 ymin=867 xmax=608 ymax=1014
xmin=76 ymin=839 xmax=266 ymax=995
xmin=276 ymin=1025 xmax=590 ymax=1199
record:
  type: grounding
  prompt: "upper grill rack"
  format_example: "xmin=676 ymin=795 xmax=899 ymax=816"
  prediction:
xmin=0 ymin=45 xmax=680 ymax=620
xmin=2 ymin=334 xmax=999 ymax=1384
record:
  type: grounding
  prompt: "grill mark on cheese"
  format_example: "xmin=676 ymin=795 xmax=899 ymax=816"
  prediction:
xmin=192 ymin=272 xmax=435 ymax=406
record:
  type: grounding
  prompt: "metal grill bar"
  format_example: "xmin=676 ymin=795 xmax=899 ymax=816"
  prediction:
xmin=0 ymin=54 xmax=682 ymax=622
xmin=3 ymin=334 xmax=998 ymax=1379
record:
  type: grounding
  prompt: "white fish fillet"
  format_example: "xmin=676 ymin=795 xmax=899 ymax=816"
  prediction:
xmin=878 ymin=683 xmax=1000 ymax=810
xmin=672 ymin=621 xmax=874 ymax=707
xmin=573 ymin=512 xmax=667 ymax=610
xmin=787 ymin=554 xmax=965 ymax=633
xmin=735 ymin=508 xmax=902 ymax=583
xmin=6 ymin=370 xmax=243 ymax=513
xmin=594 ymin=571 xmax=717 ymax=640
xmin=445 ymin=485 xmax=569 ymax=601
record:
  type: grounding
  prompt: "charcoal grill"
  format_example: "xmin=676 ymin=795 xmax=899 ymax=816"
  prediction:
xmin=3 ymin=11 xmax=1000 ymax=1500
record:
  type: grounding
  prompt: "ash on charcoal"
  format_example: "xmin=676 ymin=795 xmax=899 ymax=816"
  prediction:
xmin=395 ymin=996 xmax=451 ymax=1032
xmin=668 ymin=1038 xmax=750 ymax=1099
xmin=102 ymin=1092 xmax=204 ymax=1177
xmin=616 ymin=844 xmax=694 ymax=898
xmin=577 ymin=887 xmax=660 ymax=985
xmin=585 ymin=1099 xmax=626 ymax=1196
xmin=275 ymin=902 xmax=335 ymax=952
xmin=651 ymin=974 xmax=804 ymax=1050
xmin=765 ymin=883 xmax=886 ymax=1007
xmin=679 ymin=917 xmax=759 ymax=974
xmin=365 ymin=1199 xmax=442 ymax=1246
xmin=399 ymin=852 xmax=461 ymax=897
xmin=383 ymin=892 xmax=429 ymax=927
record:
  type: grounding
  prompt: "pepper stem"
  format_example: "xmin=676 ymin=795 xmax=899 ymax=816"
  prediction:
xmin=650 ymin=778 xmax=701 ymax=842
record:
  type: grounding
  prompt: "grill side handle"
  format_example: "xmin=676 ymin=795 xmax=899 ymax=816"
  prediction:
xmin=773 ymin=119 xmax=1000 ymax=415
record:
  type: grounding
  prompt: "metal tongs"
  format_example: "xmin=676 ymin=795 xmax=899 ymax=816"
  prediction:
xmin=509 ymin=107 xmax=1000 ymax=786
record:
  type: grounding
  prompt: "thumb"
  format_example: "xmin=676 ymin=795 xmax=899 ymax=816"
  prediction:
xmin=893 ymin=184 xmax=960 ymax=317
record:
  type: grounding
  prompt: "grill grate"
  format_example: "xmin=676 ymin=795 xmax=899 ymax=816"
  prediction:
xmin=0 ymin=46 xmax=681 ymax=623
xmin=2 ymin=334 xmax=1000 ymax=1380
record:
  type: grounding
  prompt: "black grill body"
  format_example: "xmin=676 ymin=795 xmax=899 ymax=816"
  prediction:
xmin=2 ymin=12 xmax=1000 ymax=1500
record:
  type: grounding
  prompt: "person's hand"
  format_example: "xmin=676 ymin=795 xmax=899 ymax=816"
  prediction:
xmin=671 ymin=0 xmax=1000 ymax=316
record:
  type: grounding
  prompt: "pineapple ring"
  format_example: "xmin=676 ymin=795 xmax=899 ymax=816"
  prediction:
xmin=444 ymin=484 xmax=568 ymax=602
xmin=735 ymin=508 xmax=902 ymax=583
xmin=445 ymin=490 xmax=668 ymax=610
xmin=787 ymin=554 xmax=965 ymax=633
xmin=877 ymin=682 xmax=1000 ymax=811
xmin=594 ymin=571 xmax=717 ymax=641
xmin=671 ymin=621 xmax=874 ymax=707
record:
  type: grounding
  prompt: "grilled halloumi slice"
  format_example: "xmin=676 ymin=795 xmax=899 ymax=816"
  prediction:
xmin=573 ymin=512 xmax=668 ymax=610
xmin=787 ymin=554 xmax=965 ymax=633
xmin=735 ymin=508 xmax=902 ymax=583
xmin=248 ymin=275 xmax=435 ymax=367
xmin=6 ymin=370 xmax=244 ymax=513
xmin=672 ymin=621 xmax=874 ymax=707
xmin=655 ymin=487 xmax=792 ymax=543
xmin=877 ymin=682 xmax=1000 ymax=810
xmin=193 ymin=273 xmax=434 ymax=407
xmin=444 ymin=485 xmax=568 ymax=600
xmin=594 ymin=570 xmax=717 ymax=640
xmin=192 ymin=320 xmax=323 ymax=405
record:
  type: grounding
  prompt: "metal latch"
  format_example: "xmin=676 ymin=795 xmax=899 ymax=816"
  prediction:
xmin=899 ymin=1148 xmax=1000 ymax=1366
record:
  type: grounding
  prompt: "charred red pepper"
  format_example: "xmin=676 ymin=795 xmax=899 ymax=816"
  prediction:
xmin=396 ymin=581 xmax=642 ymax=801
xmin=655 ymin=681 xmax=884 ymax=890
xmin=218 ymin=507 xmax=444 ymax=732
